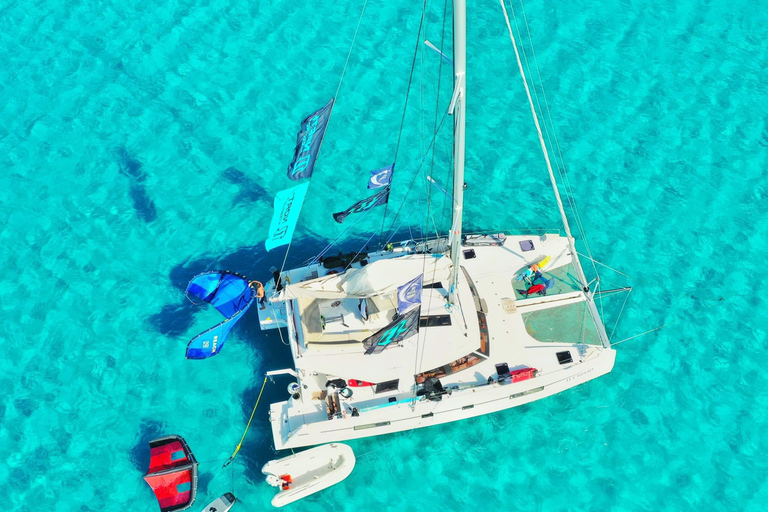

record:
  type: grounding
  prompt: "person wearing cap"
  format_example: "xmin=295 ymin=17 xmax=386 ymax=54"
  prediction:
xmin=249 ymin=280 xmax=267 ymax=310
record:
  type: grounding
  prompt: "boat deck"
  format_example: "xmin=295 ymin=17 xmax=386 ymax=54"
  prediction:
xmin=258 ymin=233 xmax=614 ymax=449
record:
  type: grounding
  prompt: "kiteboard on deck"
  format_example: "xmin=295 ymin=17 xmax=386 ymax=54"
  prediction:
xmin=514 ymin=255 xmax=551 ymax=281
xmin=262 ymin=443 xmax=355 ymax=508
xmin=199 ymin=492 xmax=237 ymax=512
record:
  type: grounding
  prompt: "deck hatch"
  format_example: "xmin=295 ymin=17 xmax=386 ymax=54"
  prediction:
xmin=419 ymin=315 xmax=452 ymax=327
xmin=374 ymin=379 xmax=399 ymax=394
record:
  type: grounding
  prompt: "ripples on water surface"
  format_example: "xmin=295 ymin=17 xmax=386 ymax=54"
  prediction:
xmin=1 ymin=0 xmax=766 ymax=510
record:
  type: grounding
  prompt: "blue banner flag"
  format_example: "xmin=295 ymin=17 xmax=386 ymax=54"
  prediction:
xmin=368 ymin=164 xmax=394 ymax=189
xmin=332 ymin=187 xmax=389 ymax=223
xmin=265 ymin=182 xmax=310 ymax=251
xmin=185 ymin=272 xmax=255 ymax=359
xmin=287 ymin=98 xmax=334 ymax=181
xmin=397 ymin=274 xmax=423 ymax=313
xmin=363 ymin=306 xmax=421 ymax=355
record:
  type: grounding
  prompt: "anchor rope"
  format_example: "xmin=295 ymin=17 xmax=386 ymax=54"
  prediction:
xmin=223 ymin=376 xmax=269 ymax=468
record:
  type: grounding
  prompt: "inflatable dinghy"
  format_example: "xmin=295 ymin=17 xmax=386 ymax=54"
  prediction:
xmin=200 ymin=493 xmax=236 ymax=512
xmin=262 ymin=443 xmax=355 ymax=508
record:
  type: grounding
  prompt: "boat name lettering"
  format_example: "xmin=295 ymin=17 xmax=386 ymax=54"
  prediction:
xmin=565 ymin=368 xmax=593 ymax=383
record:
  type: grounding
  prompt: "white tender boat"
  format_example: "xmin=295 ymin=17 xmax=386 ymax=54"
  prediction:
xmin=262 ymin=443 xmax=356 ymax=508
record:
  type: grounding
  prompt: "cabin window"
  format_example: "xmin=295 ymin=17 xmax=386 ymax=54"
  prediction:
xmin=423 ymin=281 xmax=444 ymax=289
xmin=477 ymin=311 xmax=489 ymax=355
xmin=419 ymin=315 xmax=452 ymax=327
xmin=375 ymin=379 xmax=399 ymax=394
xmin=415 ymin=352 xmax=484 ymax=383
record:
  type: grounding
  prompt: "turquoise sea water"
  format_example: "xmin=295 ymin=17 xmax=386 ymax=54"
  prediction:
xmin=2 ymin=0 xmax=767 ymax=510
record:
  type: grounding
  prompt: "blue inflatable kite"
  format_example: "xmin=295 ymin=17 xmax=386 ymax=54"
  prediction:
xmin=184 ymin=271 xmax=254 ymax=359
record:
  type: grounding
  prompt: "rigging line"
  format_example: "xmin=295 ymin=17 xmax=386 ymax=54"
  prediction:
xmin=413 ymin=210 xmax=447 ymax=399
xmin=310 ymin=157 xmax=427 ymax=265
xmin=516 ymin=0 xmax=597 ymax=271
xmin=385 ymin=196 xmax=428 ymax=246
xmin=609 ymin=287 xmax=632 ymax=341
xmin=222 ymin=376 xmax=269 ymax=468
xmin=334 ymin=0 xmax=370 ymax=101
xmin=386 ymin=109 xmax=450 ymax=235
xmin=508 ymin=0 xmax=594 ymax=278
xmin=576 ymin=252 xmax=631 ymax=278
xmin=277 ymin=239 xmax=293 ymax=278
xmin=378 ymin=0 xmax=430 ymax=245
xmin=499 ymin=0 xmax=588 ymax=290
xmin=343 ymin=230 xmax=378 ymax=271
xmin=611 ymin=324 xmax=668 ymax=347
xmin=281 ymin=0 xmax=369 ymax=273
xmin=507 ymin=0 xmax=594 ymax=278
xmin=426 ymin=0 xmax=450 ymax=240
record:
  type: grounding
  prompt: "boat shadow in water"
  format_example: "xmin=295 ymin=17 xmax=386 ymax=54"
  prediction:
xmin=146 ymin=235 xmax=375 ymax=478
xmin=147 ymin=233 xmax=336 ymax=337
xmin=129 ymin=418 xmax=166 ymax=472
xmin=147 ymin=244 xmax=276 ymax=337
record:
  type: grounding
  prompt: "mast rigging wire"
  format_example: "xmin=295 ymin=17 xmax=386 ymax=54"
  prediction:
xmin=378 ymin=0 xmax=430 ymax=245
xmin=277 ymin=0 xmax=370 ymax=277
xmin=512 ymin=0 xmax=598 ymax=277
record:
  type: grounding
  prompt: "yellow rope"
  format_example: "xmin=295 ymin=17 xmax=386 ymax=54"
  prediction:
xmin=223 ymin=376 xmax=268 ymax=468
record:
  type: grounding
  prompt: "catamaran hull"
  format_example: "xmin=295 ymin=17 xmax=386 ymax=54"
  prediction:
xmin=269 ymin=347 xmax=615 ymax=450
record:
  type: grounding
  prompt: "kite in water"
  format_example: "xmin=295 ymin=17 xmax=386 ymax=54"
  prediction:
xmin=143 ymin=435 xmax=198 ymax=512
xmin=185 ymin=271 xmax=255 ymax=359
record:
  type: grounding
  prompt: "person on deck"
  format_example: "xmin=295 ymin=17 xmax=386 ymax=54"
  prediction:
xmin=250 ymin=280 xmax=267 ymax=310
xmin=270 ymin=266 xmax=283 ymax=292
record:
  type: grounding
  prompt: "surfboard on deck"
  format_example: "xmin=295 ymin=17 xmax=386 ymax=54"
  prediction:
xmin=514 ymin=255 xmax=551 ymax=280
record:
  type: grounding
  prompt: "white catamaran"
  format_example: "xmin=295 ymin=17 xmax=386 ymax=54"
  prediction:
xmin=255 ymin=0 xmax=620 ymax=451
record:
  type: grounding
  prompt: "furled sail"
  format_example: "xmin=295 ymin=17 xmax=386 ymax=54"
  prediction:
xmin=340 ymin=255 xmax=449 ymax=296
xmin=143 ymin=435 xmax=198 ymax=512
xmin=185 ymin=271 xmax=254 ymax=359
xmin=274 ymin=254 xmax=450 ymax=301
xmin=287 ymin=98 xmax=334 ymax=181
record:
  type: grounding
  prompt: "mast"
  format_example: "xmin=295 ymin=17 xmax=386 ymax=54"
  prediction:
xmin=448 ymin=0 xmax=467 ymax=304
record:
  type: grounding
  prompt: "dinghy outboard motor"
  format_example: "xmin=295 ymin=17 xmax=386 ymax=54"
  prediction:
xmin=416 ymin=377 xmax=445 ymax=401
